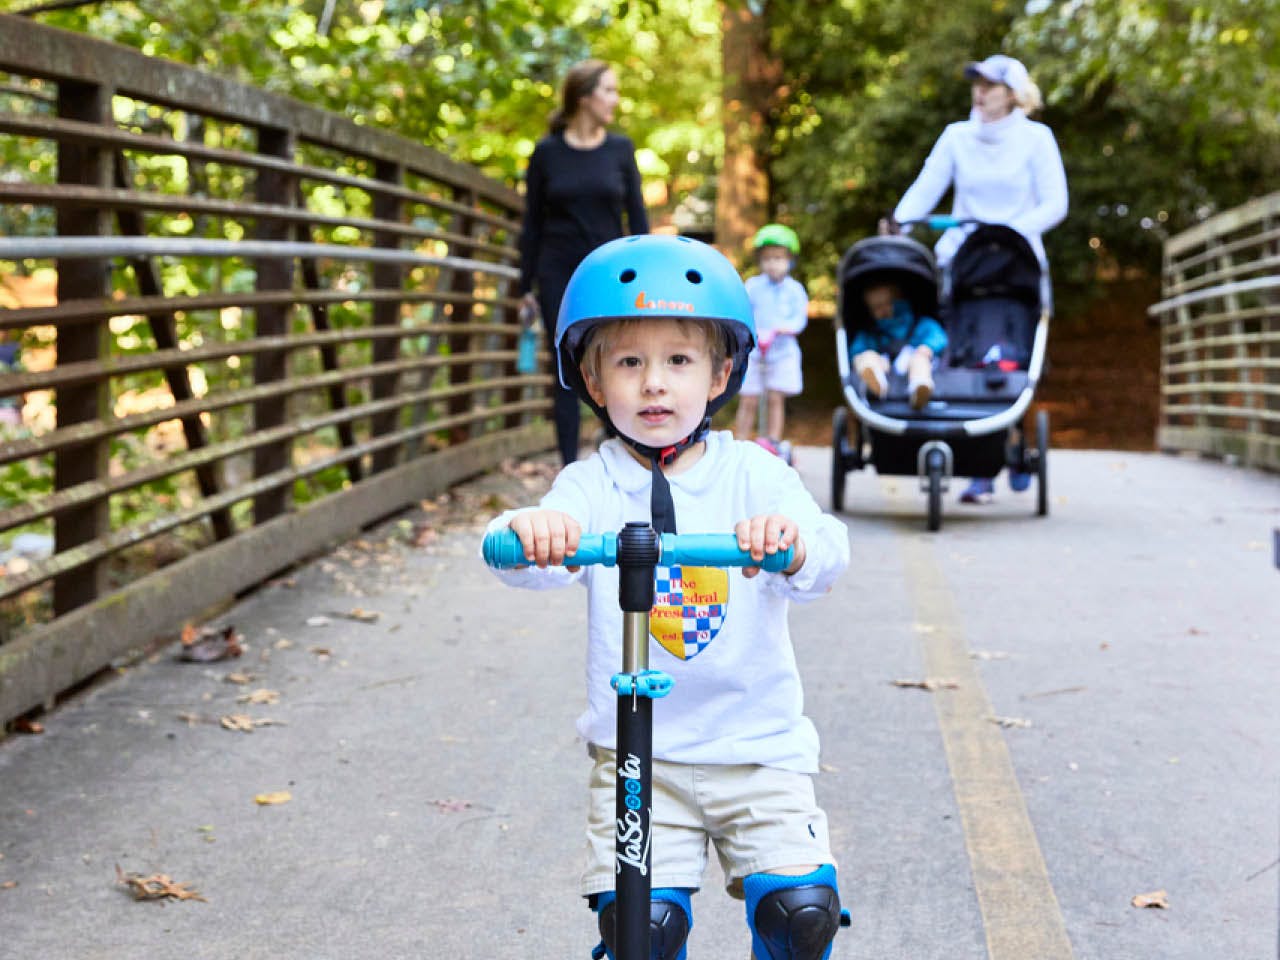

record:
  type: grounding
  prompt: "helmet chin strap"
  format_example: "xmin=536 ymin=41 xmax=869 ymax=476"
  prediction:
xmin=605 ymin=412 xmax=713 ymax=535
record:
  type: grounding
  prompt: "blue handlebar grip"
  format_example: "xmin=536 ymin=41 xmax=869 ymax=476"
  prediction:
xmin=483 ymin=528 xmax=793 ymax=573
xmin=927 ymin=214 xmax=961 ymax=230
xmin=482 ymin=528 xmax=617 ymax=569
xmin=660 ymin=533 xmax=794 ymax=573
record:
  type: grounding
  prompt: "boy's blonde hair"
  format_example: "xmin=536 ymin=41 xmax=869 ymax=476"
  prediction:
xmin=578 ymin=316 xmax=731 ymax=384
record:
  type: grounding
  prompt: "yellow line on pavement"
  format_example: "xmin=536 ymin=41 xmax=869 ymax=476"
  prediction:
xmin=899 ymin=533 xmax=1075 ymax=960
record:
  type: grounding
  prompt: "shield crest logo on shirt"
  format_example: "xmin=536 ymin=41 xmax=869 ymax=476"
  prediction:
xmin=650 ymin=564 xmax=729 ymax=661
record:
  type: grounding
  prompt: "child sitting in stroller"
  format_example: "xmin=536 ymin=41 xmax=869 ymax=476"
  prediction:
xmin=850 ymin=281 xmax=948 ymax=410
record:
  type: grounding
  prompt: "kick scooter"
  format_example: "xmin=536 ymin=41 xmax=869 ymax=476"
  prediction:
xmin=483 ymin=522 xmax=793 ymax=960
xmin=752 ymin=334 xmax=795 ymax=466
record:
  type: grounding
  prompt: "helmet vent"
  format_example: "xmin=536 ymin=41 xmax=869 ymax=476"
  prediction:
xmin=619 ymin=268 xmax=637 ymax=283
xmin=685 ymin=270 xmax=703 ymax=284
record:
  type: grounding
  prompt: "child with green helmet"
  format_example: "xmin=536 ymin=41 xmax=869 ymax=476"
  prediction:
xmin=483 ymin=234 xmax=851 ymax=960
xmin=734 ymin=225 xmax=809 ymax=457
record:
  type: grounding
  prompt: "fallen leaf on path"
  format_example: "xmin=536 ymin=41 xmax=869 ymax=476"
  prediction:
xmin=432 ymin=798 xmax=472 ymax=813
xmin=236 ymin=688 xmax=280 ymax=705
xmin=1131 ymin=889 xmax=1169 ymax=909
xmin=338 ymin=607 xmax=381 ymax=623
xmin=411 ymin=524 xmax=438 ymax=548
xmin=220 ymin=714 xmax=283 ymax=733
xmin=178 ymin=625 xmax=243 ymax=663
xmin=1022 ymin=686 xmax=1087 ymax=700
xmin=11 ymin=717 xmax=44 ymax=734
xmin=892 ymin=678 xmax=959 ymax=691
xmin=115 ymin=865 xmax=206 ymax=902
xmin=987 ymin=715 xmax=1032 ymax=729
xmin=254 ymin=791 xmax=292 ymax=806
xmin=223 ymin=672 xmax=254 ymax=686
xmin=1 ymin=880 xmax=16 ymax=890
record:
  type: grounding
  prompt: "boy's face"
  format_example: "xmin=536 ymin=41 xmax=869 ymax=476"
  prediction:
xmin=758 ymin=246 xmax=792 ymax=282
xmin=864 ymin=285 xmax=896 ymax=321
xmin=583 ymin=319 xmax=732 ymax=450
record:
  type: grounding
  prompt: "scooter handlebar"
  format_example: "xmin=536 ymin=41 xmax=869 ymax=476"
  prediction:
xmin=482 ymin=528 xmax=794 ymax=573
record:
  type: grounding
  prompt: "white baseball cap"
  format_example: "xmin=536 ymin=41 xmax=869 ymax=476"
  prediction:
xmin=964 ymin=55 xmax=1029 ymax=95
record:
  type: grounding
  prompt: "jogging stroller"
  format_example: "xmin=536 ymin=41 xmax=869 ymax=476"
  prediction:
xmin=830 ymin=218 xmax=1051 ymax=531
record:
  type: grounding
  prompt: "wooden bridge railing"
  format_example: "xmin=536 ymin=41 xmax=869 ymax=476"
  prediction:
xmin=1148 ymin=191 xmax=1280 ymax=472
xmin=0 ymin=15 xmax=552 ymax=724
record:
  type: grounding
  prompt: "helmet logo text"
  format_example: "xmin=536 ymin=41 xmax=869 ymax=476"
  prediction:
xmin=635 ymin=291 xmax=695 ymax=313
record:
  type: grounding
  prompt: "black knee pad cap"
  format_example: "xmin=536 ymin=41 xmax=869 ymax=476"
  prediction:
xmin=753 ymin=884 xmax=842 ymax=960
xmin=597 ymin=898 xmax=691 ymax=960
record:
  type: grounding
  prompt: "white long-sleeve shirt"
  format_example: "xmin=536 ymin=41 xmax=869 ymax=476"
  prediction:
xmin=744 ymin=272 xmax=808 ymax=365
xmin=894 ymin=108 xmax=1068 ymax=266
xmin=483 ymin=431 xmax=850 ymax=772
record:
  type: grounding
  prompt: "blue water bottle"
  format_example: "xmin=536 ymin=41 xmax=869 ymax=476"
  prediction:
xmin=516 ymin=298 xmax=540 ymax=374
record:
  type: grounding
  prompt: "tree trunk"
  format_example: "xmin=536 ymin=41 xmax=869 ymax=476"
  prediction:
xmin=716 ymin=2 xmax=777 ymax=263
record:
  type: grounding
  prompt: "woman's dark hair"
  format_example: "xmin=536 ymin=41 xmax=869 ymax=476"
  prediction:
xmin=548 ymin=59 xmax=612 ymax=134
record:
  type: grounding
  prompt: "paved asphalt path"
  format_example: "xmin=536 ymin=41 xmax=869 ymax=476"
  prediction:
xmin=1 ymin=448 xmax=1276 ymax=959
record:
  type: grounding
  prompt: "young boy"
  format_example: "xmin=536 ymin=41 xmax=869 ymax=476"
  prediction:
xmin=849 ymin=280 xmax=948 ymax=410
xmin=484 ymin=235 xmax=850 ymax=960
xmin=734 ymin=224 xmax=808 ymax=451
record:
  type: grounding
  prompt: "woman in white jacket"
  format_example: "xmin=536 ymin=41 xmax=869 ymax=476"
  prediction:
xmin=887 ymin=53 xmax=1068 ymax=503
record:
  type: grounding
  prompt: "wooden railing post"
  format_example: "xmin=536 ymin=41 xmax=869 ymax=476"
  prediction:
xmin=113 ymin=152 xmax=234 ymax=543
xmin=251 ymin=125 xmax=296 ymax=525
xmin=52 ymin=78 xmax=112 ymax=617
xmin=370 ymin=160 xmax=405 ymax=475
xmin=446 ymin=188 xmax=478 ymax=445
xmin=294 ymin=189 xmax=363 ymax=484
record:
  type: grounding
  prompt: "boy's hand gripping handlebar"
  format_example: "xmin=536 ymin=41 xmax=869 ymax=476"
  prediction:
xmin=482 ymin=527 xmax=795 ymax=573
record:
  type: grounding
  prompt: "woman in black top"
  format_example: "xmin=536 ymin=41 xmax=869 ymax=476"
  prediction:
xmin=519 ymin=59 xmax=650 ymax=465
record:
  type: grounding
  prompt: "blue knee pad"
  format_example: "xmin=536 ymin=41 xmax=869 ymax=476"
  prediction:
xmin=590 ymin=887 xmax=693 ymax=960
xmin=743 ymin=865 xmax=849 ymax=960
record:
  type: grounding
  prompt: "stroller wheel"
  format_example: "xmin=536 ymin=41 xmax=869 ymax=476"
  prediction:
xmin=831 ymin=407 xmax=849 ymax=513
xmin=926 ymin=456 xmax=944 ymax=531
xmin=1035 ymin=408 xmax=1050 ymax=516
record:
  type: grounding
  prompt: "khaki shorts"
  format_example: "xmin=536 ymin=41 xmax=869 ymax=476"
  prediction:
xmin=582 ymin=746 xmax=834 ymax=899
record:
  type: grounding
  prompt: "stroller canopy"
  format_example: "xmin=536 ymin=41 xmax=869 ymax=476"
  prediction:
xmin=839 ymin=236 xmax=939 ymax=336
xmin=948 ymin=225 xmax=1042 ymax=311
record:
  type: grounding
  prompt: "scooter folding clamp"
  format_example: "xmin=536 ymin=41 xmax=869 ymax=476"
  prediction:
xmin=611 ymin=670 xmax=675 ymax=699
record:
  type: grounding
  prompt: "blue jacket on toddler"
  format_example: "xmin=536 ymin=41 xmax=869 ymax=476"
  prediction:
xmin=849 ymin=299 xmax=948 ymax=358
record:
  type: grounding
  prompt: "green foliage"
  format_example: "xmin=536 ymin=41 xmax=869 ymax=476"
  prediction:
xmin=1010 ymin=0 xmax=1280 ymax=284
xmin=763 ymin=0 xmax=1280 ymax=300
xmin=43 ymin=0 xmax=724 ymax=220
xmin=764 ymin=0 xmax=1011 ymax=300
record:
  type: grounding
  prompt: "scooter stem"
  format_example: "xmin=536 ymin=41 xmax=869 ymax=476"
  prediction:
xmin=614 ymin=522 xmax=661 ymax=960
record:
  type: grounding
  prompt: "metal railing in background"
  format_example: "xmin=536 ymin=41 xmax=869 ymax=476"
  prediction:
xmin=1148 ymin=191 xmax=1280 ymax=472
xmin=0 ymin=15 xmax=552 ymax=724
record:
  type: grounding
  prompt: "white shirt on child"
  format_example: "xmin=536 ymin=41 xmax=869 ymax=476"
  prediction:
xmin=744 ymin=273 xmax=808 ymax=359
xmin=483 ymin=431 xmax=849 ymax=772
xmin=894 ymin=107 xmax=1068 ymax=267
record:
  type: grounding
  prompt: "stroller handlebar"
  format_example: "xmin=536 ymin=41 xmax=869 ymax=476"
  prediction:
xmin=896 ymin=215 xmax=982 ymax=231
xmin=482 ymin=528 xmax=794 ymax=573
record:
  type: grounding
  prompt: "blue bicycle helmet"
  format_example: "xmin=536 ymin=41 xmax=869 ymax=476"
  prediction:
xmin=555 ymin=234 xmax=756 ymax=423
xmin=554 ymin=235 xmax=756 ymax=534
